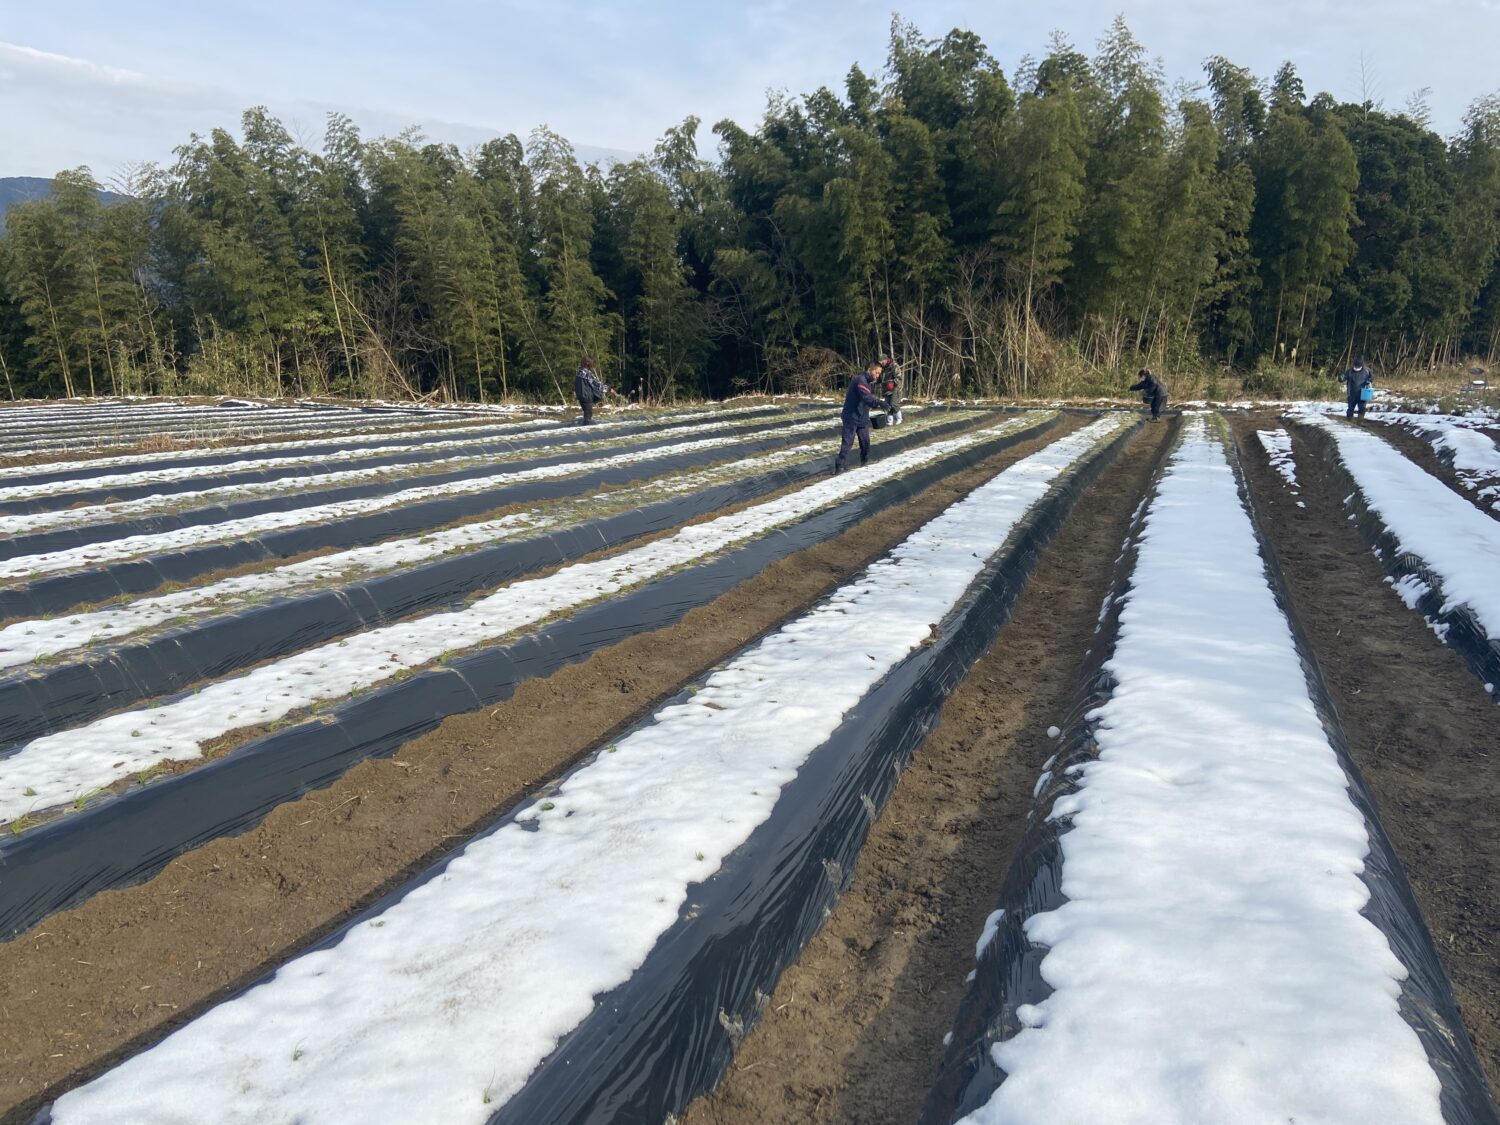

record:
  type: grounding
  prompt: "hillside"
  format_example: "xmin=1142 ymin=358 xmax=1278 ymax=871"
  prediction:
xmin=0 ymin=176 xmax=124 ymax=219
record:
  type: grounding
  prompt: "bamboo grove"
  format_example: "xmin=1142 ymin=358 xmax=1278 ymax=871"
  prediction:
xmin=3 ymin=18 xmax=1499 ymax=403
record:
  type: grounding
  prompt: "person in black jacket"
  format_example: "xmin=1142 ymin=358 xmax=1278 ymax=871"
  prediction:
xmin=1129 ymin=368 xmax=1168 ymax=421
xmin=1340 ymin=356 xmax=1374 ymax=420
xmin=834 ymin=362 xmax=884 ymax=473
xmin=574 ymin=356 xmax=612 ymax=424
xmin=878 ymin=354 xmax=902 ymax=425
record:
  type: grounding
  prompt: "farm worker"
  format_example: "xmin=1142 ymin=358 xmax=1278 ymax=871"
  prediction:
xmin=1129 ymin=368 xmax=1168 ymax=422
xmin=1341 ymin=355 xmax=1374 ymax=420
xmin=574 ymin=356 xmax=612 ymax=425
xmin=834 ymin=362 xmax=884 ymax=473
xmin=878 ymin=354 xmax=903 ymax=425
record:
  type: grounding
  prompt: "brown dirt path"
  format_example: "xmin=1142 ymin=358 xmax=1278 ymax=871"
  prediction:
xmin=0 ymin=415 xmax=1092 ymax=1122
xmin=682 ymin=418 xmax=1177 ymax=1125
xmin=1230 ymin=411 xmax=1500 ymax=1102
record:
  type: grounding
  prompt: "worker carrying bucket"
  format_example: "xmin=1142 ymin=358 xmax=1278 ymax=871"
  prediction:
xmin=1340 ymin=355 xmax=1374 ymax=421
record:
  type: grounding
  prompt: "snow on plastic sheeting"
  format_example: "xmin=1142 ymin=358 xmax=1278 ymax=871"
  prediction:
xmin=1372 ymin=413 xmax=1500 ymax=512
xmin=0 ymin=413 xmax=830 ymax=537
xmin=0 ymin=418 xmax=838 ymax=582
xmin=0 ymin=405 xmax=773 ymax=479
xmin=0 ymin=409 xmax=423 ymax=454
xmin=0 ymin=417 xmax=560 ymax=483
xmin=0 ymin=443 xmax=834 ymax=671
xmin=0 ymin=413 xmax=1068 ymax=825
xmin=46 ymin=415 xmax=1125 ymax=1125
xmin=1254 ymin=428 xmax=1299 ymax=493
xmin=1297 ymin=414 xmax=1500 ymax=641
xmin=0 ymin=404 xmax=783 ymax=499
xmin=0 ymin=422 xmax=554 ymax=502
xmin=957 ymin=417 xmax=1445 ymax=1125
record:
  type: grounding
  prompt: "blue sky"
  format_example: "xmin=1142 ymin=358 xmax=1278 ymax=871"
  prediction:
xmin=3 ymin=0 xmax=1498 ymax=183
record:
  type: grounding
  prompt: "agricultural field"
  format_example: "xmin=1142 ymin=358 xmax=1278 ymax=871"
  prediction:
xmin=0 ymin=395 xmax=1495 ymax=1125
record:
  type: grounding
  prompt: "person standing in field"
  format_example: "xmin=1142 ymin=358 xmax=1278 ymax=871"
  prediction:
xmin=834 ymin=361 xmax=884 ymax=473
xmin=1129 ymin=368 xmax=1168 ymax=422
xmin=574 ymin=356 xmax=612 ymax=425
xmin=1341 ymin=355 xmax=1374 ymax=420
xmin=879 ymin=354 xmax=903 ymax=425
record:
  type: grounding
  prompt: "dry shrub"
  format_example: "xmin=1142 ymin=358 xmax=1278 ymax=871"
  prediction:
xmin=779 ymin=346 xmax=849 ymax=398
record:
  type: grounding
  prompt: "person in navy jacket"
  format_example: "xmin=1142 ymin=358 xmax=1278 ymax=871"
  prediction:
xmin=834 ymin=362 xmax=884 ymax=473
xmin=1340 ymin=356 xmax=1374 ymax=420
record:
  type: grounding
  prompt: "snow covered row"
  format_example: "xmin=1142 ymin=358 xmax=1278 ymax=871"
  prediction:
xmin=0 ymin=401 xmax=288 ymax=431
xmin=0 ymin=436 xmax=837 ymax=670
xmin=0 ymin=414 xmax=846 ymax=581
xmin=0 ymin=403 xmax=352 ymax=440
xmin=0 ymin=420 xmax=552 ymax=502
xmin=943 ymin=417 xmax=1447 ymax=1125
xmin=45 ymin=414 xmax=1124 ymax=1125
xmin=0 ymin=411 xmax=830 ymax=536
xmin=0 ymin=411 xmax=1064 ymax=825
xmin=0 ymin=400 xmax=360 ymax=433
xmin=0 ymin=407 xmax=477 ymax=455
xmin=1370 ymin=412 xmax=1500 ymax=514
xmin=0 ymin=404 xmax=768 ymax=491
xmin=1296 ymin=413 xmax=1500 ymax=644
xmin=0 ymin=417 xmax=521 ymax=480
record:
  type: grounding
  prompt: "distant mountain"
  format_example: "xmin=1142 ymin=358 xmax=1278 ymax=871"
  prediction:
xmin=0 ymin=177 xmax=126 ymax=220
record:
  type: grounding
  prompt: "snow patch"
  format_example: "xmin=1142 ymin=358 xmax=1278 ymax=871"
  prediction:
xmin=975 ymin=909 xmax=1005 ymax=960
xmin=48 ymin=416 xmax=1125 ymax=1124
xmin=958 ymin=417 xmax=1444 ymax=1125
xmin=0 ymin=415 xmax=843 ymax=581
xmin=0 ymin=414 xmax=1083 ymax=824
xmin=0 ymin=440 xmax=832 ymax=670
xmin=1298 ymin=414 xmax=1500 ymax=641
xmin=1254 ymin=428 xmax=1299 ymax=490
xmin=0 ymin=412 xmax=833 ymax=537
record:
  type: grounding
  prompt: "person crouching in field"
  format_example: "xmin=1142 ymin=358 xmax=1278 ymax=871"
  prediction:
xmin=835 ymin=362 xmax=884 ymax=473
xmin=574 ymin=356 xmax=612 ymax=424
xmin=1341 ymin=355 xmax=1374 ymax=420
xmin=1129 ymin=368 xmax=1168 ymax=422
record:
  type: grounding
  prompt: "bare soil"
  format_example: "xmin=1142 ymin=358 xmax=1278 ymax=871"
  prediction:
xmin=0 ymin=415 xmax=1086 ymax=1122
xmin=1230 ymin=411 xmax=1500 ymax=1102
xmin=682 ymin=418 xmax=1177 ymax=1125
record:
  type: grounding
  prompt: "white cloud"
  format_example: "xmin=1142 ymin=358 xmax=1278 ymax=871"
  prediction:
xmin=0 ymin=40 xmax=181 ymax=91
xmin=0 ymin=37 xmax=633 ymax=179
xmin=3 ymin=1 xmax=1499 ymax=180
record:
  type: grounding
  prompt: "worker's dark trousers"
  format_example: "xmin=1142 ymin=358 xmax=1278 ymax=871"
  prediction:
xmin=1149 ymin=394 xmax=1166 ymax=420
xmin=579 ymin=397 xmax=595 ymax=424
xmin=1346 ymin=393 xmax=1366 ymax=419
xmin=835 ymin=422 xmax=870 ymax=468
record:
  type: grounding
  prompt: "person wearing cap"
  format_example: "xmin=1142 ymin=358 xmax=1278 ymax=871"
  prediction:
xmin=834 ymin=362 xmax=884 ymax=473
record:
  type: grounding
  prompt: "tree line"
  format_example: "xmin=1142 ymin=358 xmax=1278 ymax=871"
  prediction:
xmin=3 ymin=17 xmax=1498 ymax=403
